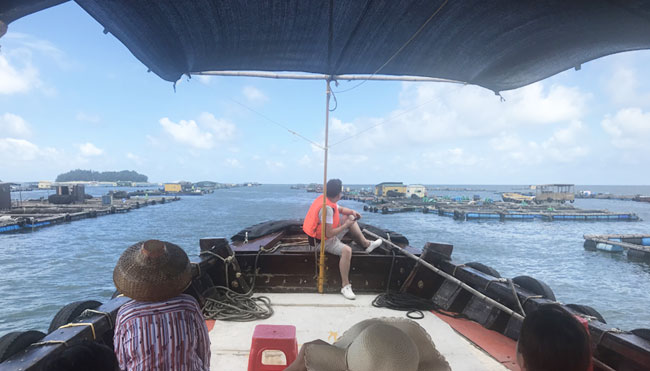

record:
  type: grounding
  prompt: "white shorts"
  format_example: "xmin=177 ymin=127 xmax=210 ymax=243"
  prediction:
xmin=323 ymin=228 xmax=349 ymax=256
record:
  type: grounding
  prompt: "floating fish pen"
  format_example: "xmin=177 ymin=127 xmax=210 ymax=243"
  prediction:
xmin=584 ymin=234 xmax=650 ymax=263
xmin=544 ymin=213 xmax=639 ymax=221
xmin=576 ymin=193 xmax=650 ymax=203
xmin=439 ymin=208 xmax=639 ymax=222
xmin=356 ymin=197 xmax=640 ymax=223
xmin=0 ymin=197 xmax=179 ymax=234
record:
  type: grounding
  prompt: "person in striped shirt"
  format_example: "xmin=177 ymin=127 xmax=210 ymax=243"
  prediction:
xmin=112 ymin=240 xmax=211 ymax=371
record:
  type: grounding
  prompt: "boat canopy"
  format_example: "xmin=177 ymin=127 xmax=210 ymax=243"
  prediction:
xmin=2 ymin=0 xmax=650 ymax=92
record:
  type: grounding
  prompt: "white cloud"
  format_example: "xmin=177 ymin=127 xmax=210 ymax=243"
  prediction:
xmin=506 ymin=84 xmax=587 ymax=124
xmin=602 ymin=108 xmax=650 ymax=149
xmin=0 ymin=54 xmax=40 ymax=94
xmin=197 ymin=75 xmax=213 ymax=85
xmin=298 ymin=154 xmax=312 ymax=166
xmin=126 ymin=152 xmax=144 ymax=165
xmin=197 ymin=112 xmax=236 ymax=140
xmin=422 ymin=148 xmax=481 ymax=167
xmin=0 ymin=113 xmax=31 ymax=137
xmin=159 ymin=113 xmax=236 ymax=149
xmin=75 ymin=112 xmax=101 ymax=124
xmin=490 ymin=121 xmax=588 ymax=164
xmin=243 ymin=86 xmax=268 ymax=103
xmin=0 ymin=138 xmax=59 ymax=162
xmin=0 ymin=33 xmax=69 ymax=95
xmin=145 ymin=135 xmax=162 ymax=147
xmin=265 ymin=160 xmax=285 ymax=170
xmin=330 ymin=118 xmax=357 ymax=137
xmin=330 ymin=153 xmax=369 ymax=166
xmin=225 ymin=158 xmax=242 ymax=168
xmin=607 ymin=67 xmax=650 ymax=108
xmin=4 ymin=33 xmax=69 ymax=68
xmin=328 ymin=81 xmax=590 ymax=152
xmin=160 ymin=117 xmax=214 ymax=149
xmin=78 ymin=142 xmax=104 ymax=157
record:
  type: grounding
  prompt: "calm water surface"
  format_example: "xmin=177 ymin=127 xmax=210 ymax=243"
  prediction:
xmin=1 ymin=184 xmax=650 ymax=336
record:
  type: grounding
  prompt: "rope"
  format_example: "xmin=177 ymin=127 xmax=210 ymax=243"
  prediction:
xmin=452 ymin=264 xmax=466 ymax=277
xmin=521 ymin=295 xmax=543 ymax=307
xmin=483 ymin=278 xmax=507 ymax=291
xmin=202 ymin=286 xmax=273 ymax=322
xmin=201 ymin=248 xmax=274 ymax=322
xmin=372 ymin=250 xmax=439 ymax=319
xmin=58 ymin=323 xmax=96 ymax=340
xmin=228 ymin=98 xmax=324 ymax=149
xmin=329 ymin=96 xmax=441 ymax=147
xmin=507 ymin=279 xmax=526 ymax=316
xmin=81 ymin=309 xmax=113 ymax=329
xmin=31 ymin=340 xmax=67 ymax=347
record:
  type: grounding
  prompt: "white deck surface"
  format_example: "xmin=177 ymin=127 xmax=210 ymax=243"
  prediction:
xmin=209 ymin=293 xmax=509 ymax=370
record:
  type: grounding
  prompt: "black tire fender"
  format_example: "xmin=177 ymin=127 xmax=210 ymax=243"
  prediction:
xmin=465 ymin=262 xmax=501 ymax=278
xmin=632 ymin=328 xmax=650 ymax=342
xmin=48 ymin=300 xmax=102 ymax=333
xmin=512 ymin=275 xmax=556 ymax=301
xmin=566 ymin=304 xmax=606 ymax=323
xmin=0 ymin=330 xmax=46 ymax=362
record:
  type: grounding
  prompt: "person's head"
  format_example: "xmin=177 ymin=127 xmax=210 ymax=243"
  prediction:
xmin=46 ymin=340 xmax=119 ymax=371
xmin=517 ymin=304 xmax=591 ymax=371
xmin=113 ymin=239 xmax=192 ymax=302
xmin=326 ymin=179 xmax=343 ymax=200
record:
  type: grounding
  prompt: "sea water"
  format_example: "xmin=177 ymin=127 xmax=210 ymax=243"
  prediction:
xmin=1 ymin=184 xmax=649 ymax=336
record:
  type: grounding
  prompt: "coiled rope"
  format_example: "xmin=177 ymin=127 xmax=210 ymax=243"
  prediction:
xmin=200 ymin=247 xmax=275 ymax=322
xmin=371 ymin=250 xmax=439 ymax=319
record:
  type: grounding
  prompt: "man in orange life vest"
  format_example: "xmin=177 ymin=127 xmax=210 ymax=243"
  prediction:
xmin=303 ymin=179 xmax=383 ymax=300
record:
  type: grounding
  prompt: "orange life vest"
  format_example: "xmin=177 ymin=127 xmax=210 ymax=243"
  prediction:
xmin=303 ymin=194 xmax=340 ymax=240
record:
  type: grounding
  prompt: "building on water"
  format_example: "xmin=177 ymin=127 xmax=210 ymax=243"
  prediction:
xmin=374 ymin=182 xmax=407 ymax=197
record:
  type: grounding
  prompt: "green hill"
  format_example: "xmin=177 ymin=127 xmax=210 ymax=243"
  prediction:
xmin=55 ymin=169 xmax=148 ymax=182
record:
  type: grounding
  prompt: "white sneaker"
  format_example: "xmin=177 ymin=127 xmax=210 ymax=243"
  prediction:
xmin=366 ymin=239 xmax=382 ymax=253
xmin=341 ymin=284 xmax=356 ymax=300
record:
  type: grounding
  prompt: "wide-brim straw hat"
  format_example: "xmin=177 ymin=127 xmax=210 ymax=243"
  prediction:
xmin=304 ymin=317 xmax=451 ymax=371
xmin=113 ymin=239 xmax=192 ymax=302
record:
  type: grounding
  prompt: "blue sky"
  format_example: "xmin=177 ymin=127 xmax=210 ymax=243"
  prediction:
xmin=1 ymin=2 xmax=650 ymax=184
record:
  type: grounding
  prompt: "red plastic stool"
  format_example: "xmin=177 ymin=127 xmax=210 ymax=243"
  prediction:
xmin=247 ymin=324 xmax=298 ymax=371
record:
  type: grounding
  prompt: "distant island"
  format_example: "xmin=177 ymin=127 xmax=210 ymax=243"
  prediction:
xmin=55 ymin=169 xmax=148 ymax=182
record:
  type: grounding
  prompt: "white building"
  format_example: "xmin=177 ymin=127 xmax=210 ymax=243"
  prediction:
xmin=406 ymin=184 xmax=426 ymax=198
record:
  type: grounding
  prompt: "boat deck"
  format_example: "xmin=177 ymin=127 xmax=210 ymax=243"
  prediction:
xmin=208 ymin=293 xmax=510 ymax=370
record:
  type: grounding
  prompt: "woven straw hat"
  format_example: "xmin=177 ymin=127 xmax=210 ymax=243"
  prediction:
xmin=113 ymin=240 xmax=192 ymax=302
xmin=303 ymin=317 xmax=450 ymax=371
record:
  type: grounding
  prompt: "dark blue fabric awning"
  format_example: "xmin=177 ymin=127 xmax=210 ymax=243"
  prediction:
xmin=3 ymin=1 xmax=650 ymax=92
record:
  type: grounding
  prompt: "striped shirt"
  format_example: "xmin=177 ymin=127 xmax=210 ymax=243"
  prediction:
xmin=114 ymin=294 xmax=211 ymax=371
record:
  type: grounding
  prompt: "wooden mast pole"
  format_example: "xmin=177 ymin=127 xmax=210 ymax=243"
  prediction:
xmin=318 ymin=78 xmax=332 ymax=293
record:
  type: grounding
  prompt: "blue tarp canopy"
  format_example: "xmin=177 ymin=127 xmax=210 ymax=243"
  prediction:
xmin=2 ymin=0 xmax=650 ymax=92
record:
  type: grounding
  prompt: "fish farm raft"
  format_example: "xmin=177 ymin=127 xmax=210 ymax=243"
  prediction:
xmin=0 ymin=196 xmax=179 ymax=234
xmin=347 ymin=196 xmax=640 ymax=222
xmin=584 ymin=234 xmax=650 ymax=263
